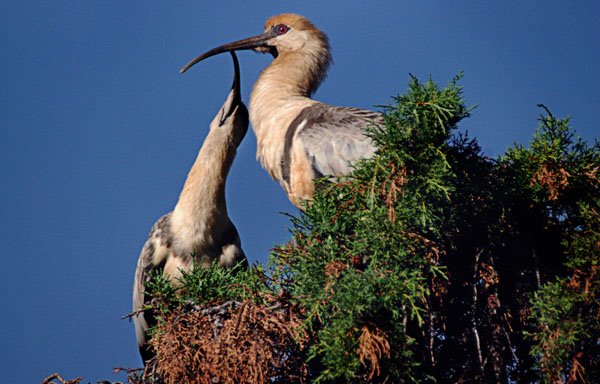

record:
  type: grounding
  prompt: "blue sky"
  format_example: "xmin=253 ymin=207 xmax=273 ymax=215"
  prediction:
xmin=1 ymin=1 xmax=598 ymax=382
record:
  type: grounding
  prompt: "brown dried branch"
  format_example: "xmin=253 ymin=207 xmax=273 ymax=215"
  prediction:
xmin=357 ymin=325 xmax=391 ymax=381
xmin=567 ymin=352 xmax=587 ymax=384
xmin=479 ymin=262 xmax=499 ymax=289
xmin=530 ymin=162 xmax=570 ymax=201
xmin=324 ymin=260 xmax=347 ymax=278
xmin=42 ymin=374 xmax=83 ymax=384
xmin=379 ymin=162 xmax=407 ymax=223
xmin=150 ymin=299 xmax=308 ymax=384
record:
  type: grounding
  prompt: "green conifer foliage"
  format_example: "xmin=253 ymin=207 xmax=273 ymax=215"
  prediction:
xmin=140 ymin=76 xmax=598 ymax=384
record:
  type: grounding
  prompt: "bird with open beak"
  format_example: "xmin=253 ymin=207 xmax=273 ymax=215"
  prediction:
xmin=133 ymin=52 xmax=248 ymax=366
xmin=181 ymin=14 xmax=383 ymax=208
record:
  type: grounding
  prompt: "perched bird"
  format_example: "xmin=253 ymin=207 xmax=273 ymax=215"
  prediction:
xmin=132 ymin=52 xmax=248 ymax=364
xmin=180 ymin=13 xmax=384 ymax=208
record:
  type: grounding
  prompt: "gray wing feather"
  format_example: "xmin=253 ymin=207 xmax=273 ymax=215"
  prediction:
xmin=132 ymin=242 xmax=151 ymax=350
xmin=297 ymin=105 xmax=383 ymax=178
xmin=132 ymin=213 xmax=171 ymax=361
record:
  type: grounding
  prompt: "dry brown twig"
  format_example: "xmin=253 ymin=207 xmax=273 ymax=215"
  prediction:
xmin=357 ymin=325 xmax=391 ymax=381
xmin=149 ymin=298 xmax=308 ymax=384
xmin=42 ymin=373 xmax=83 ymax=384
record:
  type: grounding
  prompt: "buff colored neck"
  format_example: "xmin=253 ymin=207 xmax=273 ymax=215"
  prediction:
xmin=249 ymin=43 xmax=330 ymax=178
xmin=172 ymin=127 xmax=236 ymax=235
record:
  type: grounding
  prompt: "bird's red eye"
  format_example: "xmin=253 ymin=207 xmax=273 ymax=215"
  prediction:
xmin=274 ymin=24 xmax=289 ymax=35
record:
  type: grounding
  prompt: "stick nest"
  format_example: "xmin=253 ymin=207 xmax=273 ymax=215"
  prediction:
xmin=148 ymin=299 xmax=308 ymax=384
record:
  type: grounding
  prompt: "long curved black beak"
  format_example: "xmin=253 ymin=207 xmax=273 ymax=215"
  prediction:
xmin=218 ymin=51 xmax=245 ymax=126
xmin=180 ymin=31 xmax=275 ymax=74
xmin=230 ymin=51 xmax=241 ymax=104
